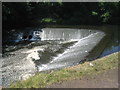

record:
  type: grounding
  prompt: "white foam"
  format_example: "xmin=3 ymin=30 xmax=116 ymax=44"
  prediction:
xmin=22 ymin=46 xmax=46 ymax=60
xmin=26 ymin=51 xmax=40 ymax=60
xmin=38 ymin=31 xmax=105 ymax=71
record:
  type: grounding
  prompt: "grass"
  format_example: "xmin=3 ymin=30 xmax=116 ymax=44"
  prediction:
xmin=10 ymin=52 xmax=119 ymax=88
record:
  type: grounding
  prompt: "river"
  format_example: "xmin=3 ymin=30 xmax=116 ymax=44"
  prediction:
xmin=1 ymin=25 xmax=120 ymax=87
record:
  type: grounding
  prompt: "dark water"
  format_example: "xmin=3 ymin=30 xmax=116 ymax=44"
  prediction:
xmin=100 ymin=27 xmax=120 ymax=57
xmin=1 ymin=25 xmax=120 ymax=87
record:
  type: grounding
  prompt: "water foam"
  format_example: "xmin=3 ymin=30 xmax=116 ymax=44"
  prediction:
xmin=38 ymin=29 xmax=105 ymax=71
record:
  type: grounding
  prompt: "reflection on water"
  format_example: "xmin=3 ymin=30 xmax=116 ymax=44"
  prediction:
xmin=99 ymin=26 xmax=120 ymax=57
xmin=100 ymin=45 xmax=119 ymax=57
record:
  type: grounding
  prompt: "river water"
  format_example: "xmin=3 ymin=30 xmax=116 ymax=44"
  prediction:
xmin=1 ymin=25 xmax=120 ymax=87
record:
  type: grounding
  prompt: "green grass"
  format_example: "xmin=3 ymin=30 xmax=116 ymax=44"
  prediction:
xmin=10 ymin=52 xmax=119 ymax=88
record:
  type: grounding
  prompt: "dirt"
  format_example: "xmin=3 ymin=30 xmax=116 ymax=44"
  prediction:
xmin=47 ymin=69 xmax=119 ymax=88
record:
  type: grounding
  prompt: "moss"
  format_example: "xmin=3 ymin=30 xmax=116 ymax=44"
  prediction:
xmin=10 ymin=52 xmax=119 ymax=88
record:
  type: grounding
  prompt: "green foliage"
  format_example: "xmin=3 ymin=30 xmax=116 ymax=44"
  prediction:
xmin=92 ymin=11 xmax=98 ymax=16
xmin=2 ymin=2 xmax=120 ymax=29
xmin=41 ymin=18 xmax=56 ymax=23
xmin=101 ymin=11 xmax=111 ymax=22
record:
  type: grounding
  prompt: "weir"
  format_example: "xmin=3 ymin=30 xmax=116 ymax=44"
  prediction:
xmin=2 ymin=28 xmax=106 ymax=87
xmin=41 ymin=28 xmax=95 ymax=41
xmin=38 ymin=28 xmax=105 ymax=71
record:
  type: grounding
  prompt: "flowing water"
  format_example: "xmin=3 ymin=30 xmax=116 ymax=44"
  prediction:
xmin=1 ymin=26 xmax=120 ymax=87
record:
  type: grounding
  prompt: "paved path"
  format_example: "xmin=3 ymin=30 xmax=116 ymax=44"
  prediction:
xmin=0 ymin=86 xmax=2 ymax=90
xmin=47 ymin=69 xmax=118 ymax=88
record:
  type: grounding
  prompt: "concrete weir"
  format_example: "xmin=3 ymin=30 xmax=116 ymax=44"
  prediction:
xmin=1 ymin=28 xmax=105 ymax=87
xmin=38 ymin=28 xmax=105 ymax=71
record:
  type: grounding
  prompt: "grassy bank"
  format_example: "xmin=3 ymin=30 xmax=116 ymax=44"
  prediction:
xmin=10 ymin=52 xmax=119 ymax=88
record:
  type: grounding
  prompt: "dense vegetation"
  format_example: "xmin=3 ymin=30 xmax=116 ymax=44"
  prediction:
xmin=3 ymin=2 xmax=120 ymax=30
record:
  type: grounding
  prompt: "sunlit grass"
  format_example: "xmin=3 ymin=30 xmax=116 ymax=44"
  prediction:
xmin=10 ymin=52 xmax=119 ymax=88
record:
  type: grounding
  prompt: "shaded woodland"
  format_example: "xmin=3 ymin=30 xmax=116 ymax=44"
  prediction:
xmin=2 ymin=2 xmax=120 ymax=30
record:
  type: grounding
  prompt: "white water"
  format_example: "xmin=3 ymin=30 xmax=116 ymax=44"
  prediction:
xmin=41 ymin=28 xmax=94 ymax=41
xmin=2 ymin=28 xmax=105 ymax=87
xmin=38 ymin=28 xmax=105 ymax=71
xmin=2 ymin=49 xmax=37 ymax=87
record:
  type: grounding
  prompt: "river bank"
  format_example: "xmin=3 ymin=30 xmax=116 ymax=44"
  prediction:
xmin=48 ymin=68 xmax=118 ymax=88
xmin=10 ymin=52 xmax=119 ymax=88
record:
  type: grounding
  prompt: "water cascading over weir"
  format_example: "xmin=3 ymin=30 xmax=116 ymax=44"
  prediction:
xmin=37 ymin=28 xmax=105 ymax=71
xmin=2 ymin=28 xmax=105 ymax=87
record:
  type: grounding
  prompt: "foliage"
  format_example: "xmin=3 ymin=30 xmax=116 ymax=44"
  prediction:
xmin=2 ymin=2 xmax=120 ymax=30
xmin=41 ymin=18 xmax=56 ymax=23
